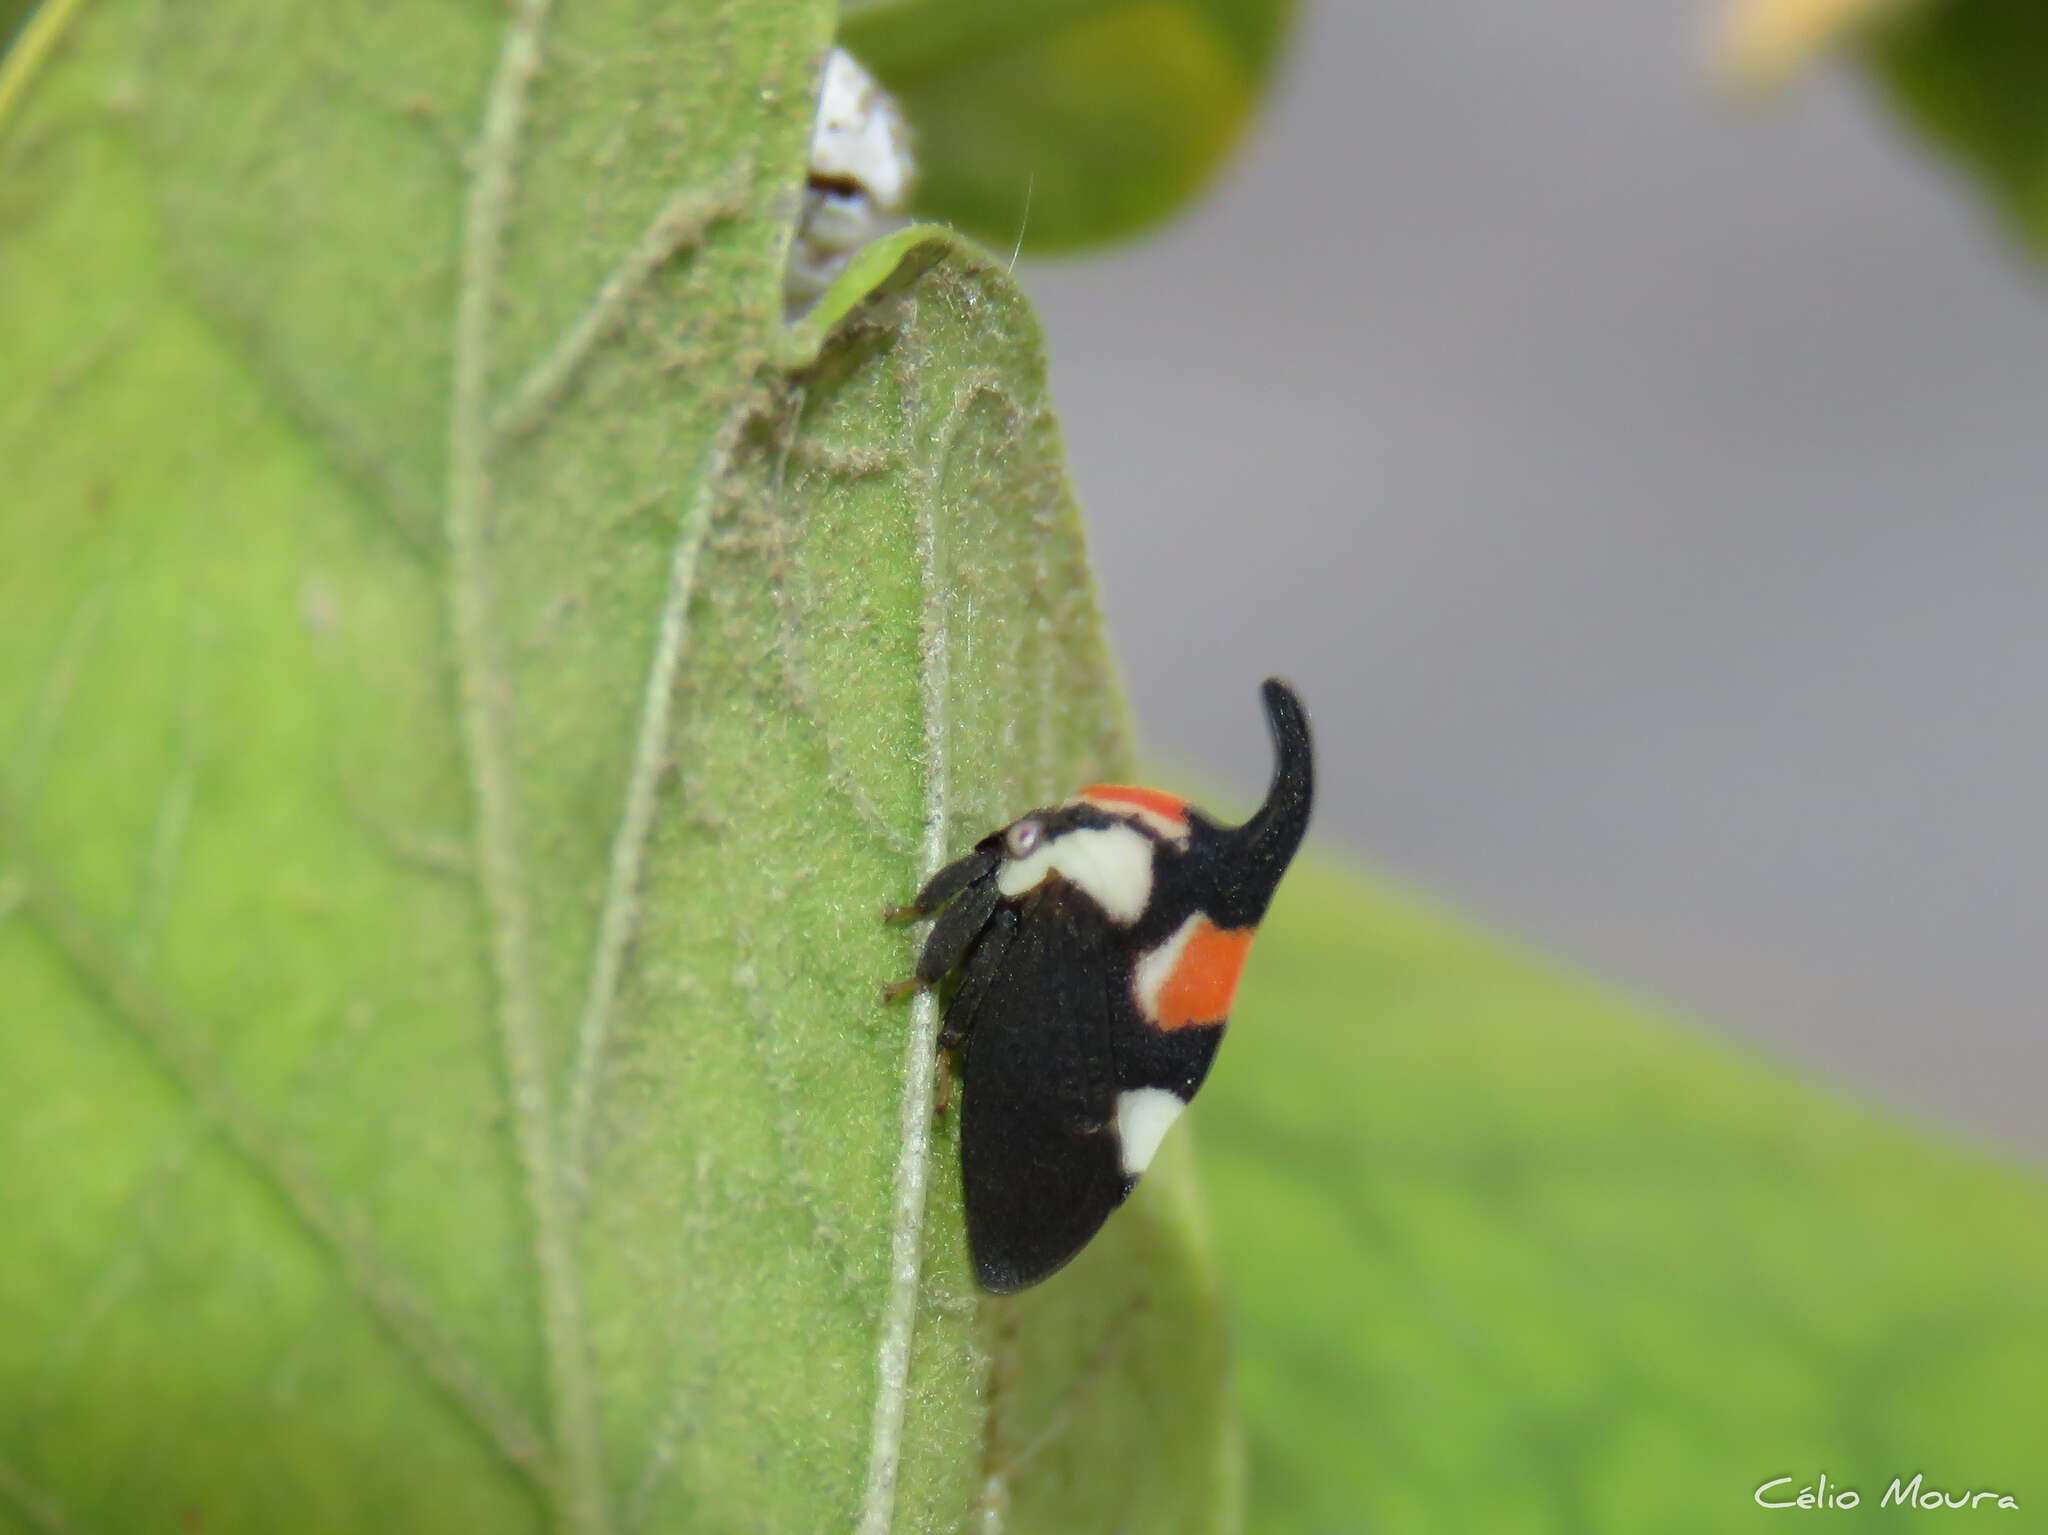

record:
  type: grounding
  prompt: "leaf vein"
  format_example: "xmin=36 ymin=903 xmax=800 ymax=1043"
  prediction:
xmin=6 ymin=581 xmax=111 ymax=802
xmin=490 ymin=163 xmax=752 ymax=446
xmin=561 ymin=385 xmax=762 ymax=1203
xmin=858 ymin=327 xmax=980 ymax=1535
xmin=0 ymin=819 xmax=556 ymax=1495
xmin=158 ymin=267 xmax=438 ymax=562
xmin=124 ymin=619 xmax=206 ymax=968
xmin=0 ymin=1448 xmax=86 ymax=1535
xmin=37 ymin=1127 xmax=205 ymax=1401
xmin=764 ymin=388 xmax=917 ymax=857
xmin=446 ymin=1 xmax=608 ymax=1529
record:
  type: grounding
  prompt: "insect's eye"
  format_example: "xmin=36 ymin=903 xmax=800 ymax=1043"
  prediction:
xmin=1003 ymin=818 xmax=1043 ymax=859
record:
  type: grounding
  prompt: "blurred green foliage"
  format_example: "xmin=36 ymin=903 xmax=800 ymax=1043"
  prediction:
xmin=1720 ymin=0 xmax=2048 ymax=263
xmin=1867 ymin=0 xmax=2048 ymax=257
xmin=1206 ymin=862 xmax=2048 ymax=1531
xmin=841 ymin=0 xmax=1298 ymax=251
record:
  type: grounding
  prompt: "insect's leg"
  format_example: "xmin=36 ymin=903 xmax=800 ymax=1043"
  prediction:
xmin=882 ymin=876 xmax=1002 ymax=1003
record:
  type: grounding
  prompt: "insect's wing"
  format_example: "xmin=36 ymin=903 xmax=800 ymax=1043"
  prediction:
xmin=908 ymin=846 xmax=999 ymax=916
xmin=959 ymin=887 xmax=1126 ymax=1293
xmin=915 ymin=874 xmax=1001 ymax=984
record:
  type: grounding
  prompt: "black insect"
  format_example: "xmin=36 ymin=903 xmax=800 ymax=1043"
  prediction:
xmin=887 ymin=678 xmax=1314 ymax=1292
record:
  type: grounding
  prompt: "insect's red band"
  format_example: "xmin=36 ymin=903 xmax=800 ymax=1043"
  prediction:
xmin=1154 ymin=919 xmax=1255 ymax=1030
xmin=1079 ymin=783 xmax=1190 ymax=828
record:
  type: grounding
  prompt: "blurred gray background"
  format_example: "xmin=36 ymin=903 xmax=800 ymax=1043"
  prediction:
xmin=1019 ymin=1 xmax=2048 ymax=1164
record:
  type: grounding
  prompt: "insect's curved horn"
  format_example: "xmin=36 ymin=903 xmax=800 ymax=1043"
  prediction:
xmin=1224 ymin=678 xmax=1314 ymax=916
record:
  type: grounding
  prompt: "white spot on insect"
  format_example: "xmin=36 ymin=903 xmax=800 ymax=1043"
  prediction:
xmin=1115 ymin=1088 xmax=1186 ymax=1177
xmin=785 ymin=48 xmax=916 ymax=313
xmin=1131 ymin=913 xmax=1202 ymax=1021
xmin=1125 ymin=806 xmax=1192 ymax=844
xmin=996 ymin=823 xmax=1154 ymax=924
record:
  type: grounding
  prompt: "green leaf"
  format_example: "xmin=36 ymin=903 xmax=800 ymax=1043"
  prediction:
xmin=1863 ymin=0 xmax=2048 ymax=258
xmin=0 ymin=3 xmax=1232 ymax=1531
xmin=1 ymin=0 xmax=34 ymax=58
xmin=839 ymin=0 xmax=1298 ymax=252
xmin=1202 ymin=862 xmax=2048 ymax=1531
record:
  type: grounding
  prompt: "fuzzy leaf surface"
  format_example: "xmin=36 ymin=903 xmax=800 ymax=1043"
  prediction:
xmin=0 ymin=3 xmax=1232 ymax=1530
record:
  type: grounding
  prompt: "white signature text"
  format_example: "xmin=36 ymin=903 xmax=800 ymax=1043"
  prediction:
xmin=1755 ymin=1472 xmax=2019 ymax=1512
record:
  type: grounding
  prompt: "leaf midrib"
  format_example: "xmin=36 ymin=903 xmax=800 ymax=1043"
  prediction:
xmin=856 ymin=298 xmax=952 ymax=1535
xmin=442 ymin=1 xmax=607 ymax=1529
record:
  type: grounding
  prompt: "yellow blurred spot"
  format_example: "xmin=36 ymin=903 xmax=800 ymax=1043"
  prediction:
xmin=1714 ymin=0 xmax=1919 ymax=89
